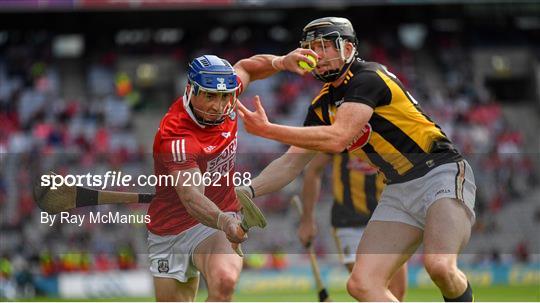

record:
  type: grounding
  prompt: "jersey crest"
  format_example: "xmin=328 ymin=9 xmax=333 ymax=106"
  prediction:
xmin=347 ymin=123 xmax=372 ymax=152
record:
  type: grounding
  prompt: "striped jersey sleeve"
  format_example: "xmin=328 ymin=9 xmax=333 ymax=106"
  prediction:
xmin=158 ymin=136 xmax=201 ymax=173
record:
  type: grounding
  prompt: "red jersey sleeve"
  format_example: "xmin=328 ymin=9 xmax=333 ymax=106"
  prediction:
xmin=158 ymin=136 xmax=202 ymax=173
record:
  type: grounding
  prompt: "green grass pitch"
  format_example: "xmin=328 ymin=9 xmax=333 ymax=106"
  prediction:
xmin=221 ymin=285 xmax=540 ymax=302
xmin=24 ymin=285 xmax=540 ymax=301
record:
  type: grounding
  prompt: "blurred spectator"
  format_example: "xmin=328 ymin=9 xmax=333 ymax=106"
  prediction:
xmin=514 ymin=241 xmax=530 ymax=264
xmin=0 ymin=256 xmax=16 ymax=300
xmin=117 ymin=244 xmax=137 ymax=270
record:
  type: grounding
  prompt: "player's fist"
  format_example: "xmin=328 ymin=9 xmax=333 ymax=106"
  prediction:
xmin=298 ymin=216 xmax=317 ymax=248
xmin=225 ymin=224 xmax=247 ymax=244
xmin=274 ymin=48 xmax=318 ymax=76
xmin=217 ymin=212 xmax=247 ymax=244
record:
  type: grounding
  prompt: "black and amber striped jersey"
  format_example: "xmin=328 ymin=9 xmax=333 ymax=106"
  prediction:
xmin=331 ymin=152 xmax=385 ymax=228
xmin=304 ymin=59 xmax=462 ymax=184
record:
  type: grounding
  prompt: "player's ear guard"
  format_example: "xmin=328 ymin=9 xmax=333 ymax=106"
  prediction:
xmin=231 ymin=188 xmax=267 ymax=256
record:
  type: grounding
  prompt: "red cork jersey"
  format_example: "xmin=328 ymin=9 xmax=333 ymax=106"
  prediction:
xmin=147 ymin=97 xmax=240 ymax=235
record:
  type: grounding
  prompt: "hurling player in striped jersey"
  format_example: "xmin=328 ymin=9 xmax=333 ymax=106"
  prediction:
xmin=237 ymin=17 xmax=476 ymax=302
xmin=147 ymin=51 xmax=316 ymax=301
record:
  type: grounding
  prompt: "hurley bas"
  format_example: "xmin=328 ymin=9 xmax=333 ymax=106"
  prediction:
xmin=41 ymin=211 xmax=151 ymax=226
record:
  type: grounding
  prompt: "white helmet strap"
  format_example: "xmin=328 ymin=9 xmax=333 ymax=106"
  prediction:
xmin=337 ymin=37 xmax=356 ymax=64
xmin=183 ymin=84 xmax=206 ymax=128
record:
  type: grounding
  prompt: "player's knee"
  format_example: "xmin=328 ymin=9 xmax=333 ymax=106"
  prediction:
xmin=346 ymin=273 xmax=372 ymax=300
xmin=208 ymin=270 xmax=238 ymax=301
xmin=424 ymin=256 xmax=456 ymax=283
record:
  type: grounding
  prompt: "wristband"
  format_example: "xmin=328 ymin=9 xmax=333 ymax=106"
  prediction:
xmin=248 ymin=185 xmax=256 ymax=198
xmin=271 ymin=56 xmax=283 ymax=70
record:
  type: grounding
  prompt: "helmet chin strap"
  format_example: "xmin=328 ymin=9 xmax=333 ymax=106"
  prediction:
xmin=337 ymin=38 xmax=356 ymax=69
xmin=183 ymin=84 xmax=207 ymax=128
xmin=343 ymin=45 xmax=356 ymax=64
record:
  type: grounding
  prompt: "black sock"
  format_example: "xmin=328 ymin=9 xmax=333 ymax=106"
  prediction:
xmin=444 ymin=281 xmax=473 ymax=302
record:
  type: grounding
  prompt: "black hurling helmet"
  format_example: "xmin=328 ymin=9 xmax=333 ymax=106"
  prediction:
xmin=300 ymin=17 xmax=358 ymax=82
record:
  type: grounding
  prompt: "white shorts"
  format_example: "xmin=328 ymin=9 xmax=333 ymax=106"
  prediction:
xmin=371 ymin=160 xmax=476 ymax=229
xmin=333 ymin=227 xmax=365 ymax=265
xmin=147 ymin=212 xmax=238 ymax=283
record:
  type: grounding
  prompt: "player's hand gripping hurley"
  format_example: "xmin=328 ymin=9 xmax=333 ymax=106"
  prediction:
xmin=231 ymin=188 xmax=267 ymax=257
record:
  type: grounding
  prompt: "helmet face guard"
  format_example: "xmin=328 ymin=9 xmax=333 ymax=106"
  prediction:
xmin=300 ymin=17 xmax=358 ymax=82
xmin=184 ymin=55 xmax=239 ymax=126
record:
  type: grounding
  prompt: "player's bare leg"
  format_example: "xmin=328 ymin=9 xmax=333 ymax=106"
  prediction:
xmin=347 ymin=221 xmax=422 ymax=301
xmin=193 ymin=231 xmax=243 ymax=301
xmin=153 ymin=275 xmax=199 ymax=302
xmin=388 ymin=264 xmax=408 ymax=301
xmin=346 ymin=260 xmax=407 ymax=300
xmin=424 ymin=198 xmax=473 ymax=300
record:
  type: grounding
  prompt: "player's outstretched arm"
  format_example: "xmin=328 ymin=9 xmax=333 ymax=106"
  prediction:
xmin=171 ymin=168 xmax=245 ymax=243
xmin=298 ymin=153 xmax=331 ymax=247
xmin=243 ymin=146 xmax=316 ymax=199
xmin=233 ymin=48 xmax=318 ymax=88
xmin=238 ymin=98 xmax=373 ymax=153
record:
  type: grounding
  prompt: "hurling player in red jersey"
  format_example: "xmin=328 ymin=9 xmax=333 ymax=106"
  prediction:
xmin=148 ymin=53 xmax=316 ymax=302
